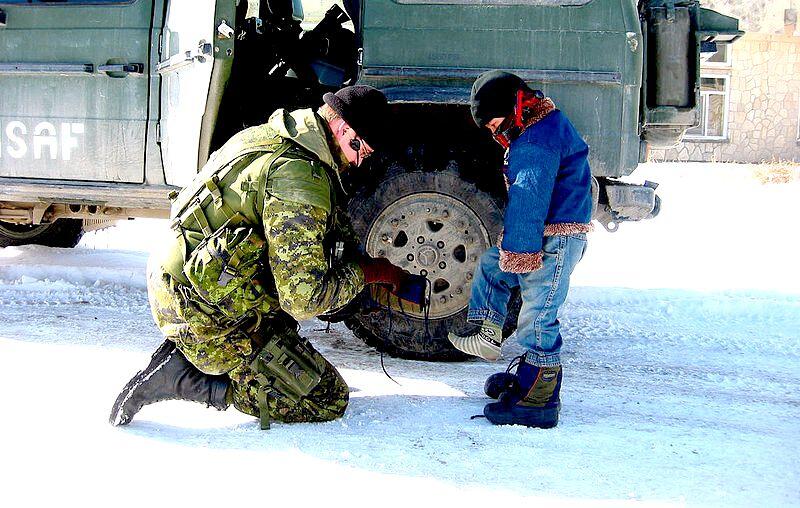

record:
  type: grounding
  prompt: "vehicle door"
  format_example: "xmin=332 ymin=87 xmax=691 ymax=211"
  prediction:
xmin=0 ymin=0 xmax=153 ymax=183
xmin=157 ymin=0 xmax=234 ymax=187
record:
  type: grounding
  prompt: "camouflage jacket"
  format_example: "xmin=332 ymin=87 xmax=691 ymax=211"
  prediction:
xmin=156 ymin=108 xmax=366 ymax=325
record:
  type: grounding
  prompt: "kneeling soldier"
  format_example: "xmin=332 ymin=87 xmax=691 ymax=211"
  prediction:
xmin=110 ymin=86 xmax=408 ymax=428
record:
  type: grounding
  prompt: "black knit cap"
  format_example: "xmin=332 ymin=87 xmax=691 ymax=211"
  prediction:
xmin=323 ymin=85 xmax=390 ymax=150
xmin=470 ymin=70 xmax=530 ymax=127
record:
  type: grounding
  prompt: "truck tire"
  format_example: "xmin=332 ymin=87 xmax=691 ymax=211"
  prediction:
xmin=0 ymin=219 xmax=84 ymax=248
xmin=345 ymin=169 xmax=520 ymax=361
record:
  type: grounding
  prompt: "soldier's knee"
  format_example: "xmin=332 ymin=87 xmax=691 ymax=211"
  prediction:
xmin=308 ymin=366 xmax=349 ymax=421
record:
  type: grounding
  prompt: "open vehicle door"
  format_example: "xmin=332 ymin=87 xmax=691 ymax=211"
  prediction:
xmin=157 ymin=0 xmax=234 ymax=187
xmin=0 ymin=0 xmax=154 ymax=183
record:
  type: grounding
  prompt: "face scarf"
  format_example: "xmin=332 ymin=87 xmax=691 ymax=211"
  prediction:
xmin=492 ymin=89 xmax=554 ymax=149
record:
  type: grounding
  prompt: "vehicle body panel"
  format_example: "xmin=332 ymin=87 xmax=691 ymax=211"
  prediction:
xmin=360 ymin=0 xmax=642 ymax=177
xmin=0 ymin=0 xmax=154 ymax=184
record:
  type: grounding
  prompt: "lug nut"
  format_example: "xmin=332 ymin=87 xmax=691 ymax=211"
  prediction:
xmin=407 ymin=254 xmax=415 ymax=261
xmin=438 ymin=261 xmax=446 ymax=269
xmin=439 ymin=296 xmax=447 ymax=304
xmin=456 ymin=288 xmax=463 ymax=295
xmin=442 ymin=210 xmax=450 ymax=218
xmin=465 ymin=272 xmax=473 ymax=281
xmin=437 ymin=241 xmax=445 ymax=249
xmin=469 ymin=255 xmax=477 ymax=262
xmin=420 ymin=269 xmax=428 ymax=277
xmin=417 ymin=236 xmax=425 ymax=244
xmin=381 ymin=234 xmax=390 ymax=243
xmin=391 ymin=219 xmax=399 ymax=227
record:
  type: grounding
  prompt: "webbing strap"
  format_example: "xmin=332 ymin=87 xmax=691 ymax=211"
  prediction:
xmin=256 ymin=142 xmax=294 ymax=217
xmin=256 ymin=381 xmax=271 ymax=430
xmin=190 ymin=200 xmax=213 ymax=237
xmin=204 ymin=176 xmax=238 ymax=221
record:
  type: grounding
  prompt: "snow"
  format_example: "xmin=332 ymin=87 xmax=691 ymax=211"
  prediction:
xmin=0 ymin=163 xmax=798 ymax=507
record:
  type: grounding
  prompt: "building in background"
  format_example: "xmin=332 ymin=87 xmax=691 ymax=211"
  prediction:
xmin=651 ymin=0 xmax=800 ymax=163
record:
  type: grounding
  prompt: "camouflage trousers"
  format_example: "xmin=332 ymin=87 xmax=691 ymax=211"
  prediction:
xmin=147 ymin=265 xmax=349 ymax=423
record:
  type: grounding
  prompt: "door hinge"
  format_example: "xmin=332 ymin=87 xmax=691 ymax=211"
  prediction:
xmin=156 ymin=40 xmax=213 ymax=75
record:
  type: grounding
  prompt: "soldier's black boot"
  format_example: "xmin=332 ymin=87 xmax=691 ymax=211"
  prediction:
xmin=109 ymin=339 xmax=230 ymax=426
xmin=484 ymin=356 xmax=562 ymax=429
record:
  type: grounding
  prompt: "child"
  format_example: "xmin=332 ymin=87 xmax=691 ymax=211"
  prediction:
xmin=448 ymin=71 xmax=592 ymax=428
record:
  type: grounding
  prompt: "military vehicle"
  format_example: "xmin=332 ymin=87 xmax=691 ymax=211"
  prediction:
xmin=0 ymin=0 xmax=740 ymax=360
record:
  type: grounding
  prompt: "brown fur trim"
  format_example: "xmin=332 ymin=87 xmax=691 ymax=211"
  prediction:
xmin=499 ymin=249 xmax=543 ymax=273
xmin=543 ymin=222 xmax=594 ymax=236
xmin=522 ymin=98 xmax=557 ymax=130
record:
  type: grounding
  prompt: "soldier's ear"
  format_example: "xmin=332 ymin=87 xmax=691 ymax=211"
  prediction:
xmin=338 ymin=121 xmax=353 ymax=138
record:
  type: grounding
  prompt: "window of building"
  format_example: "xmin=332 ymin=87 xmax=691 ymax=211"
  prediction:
xmin=703 ymin=43 xmax=732 ymax=67
xmin=685 ymin=75 xmax=730 ymax=141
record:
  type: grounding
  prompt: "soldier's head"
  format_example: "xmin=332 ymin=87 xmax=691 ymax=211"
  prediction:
xmin=320 ymin=85 xmax=390 ymax=169
xmin=470 ymin=70 xmax=544 ymax=148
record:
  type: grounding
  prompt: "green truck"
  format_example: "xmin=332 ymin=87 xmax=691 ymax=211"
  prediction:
xmin=0 ymin=0 xmax=740 ymax=360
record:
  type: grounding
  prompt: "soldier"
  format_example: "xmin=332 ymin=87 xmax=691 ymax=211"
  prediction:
xmin=110 ymin=86 xmax=409 ymax=428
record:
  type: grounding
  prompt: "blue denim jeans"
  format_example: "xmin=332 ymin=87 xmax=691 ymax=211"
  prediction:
xmin=466 ymin=233 xmax=587 ymax=367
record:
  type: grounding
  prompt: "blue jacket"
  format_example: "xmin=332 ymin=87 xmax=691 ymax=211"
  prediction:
xmin=499 ymin=108 xmax=593 ymax=273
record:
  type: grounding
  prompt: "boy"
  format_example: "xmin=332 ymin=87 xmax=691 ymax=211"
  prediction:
xmin=448 ymin=71 xmax=592 ymax=428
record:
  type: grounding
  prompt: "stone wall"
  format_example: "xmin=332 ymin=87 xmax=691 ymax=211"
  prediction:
xmin=701 ymin=0 xmax=796 ymax=34
xmin=651 ymin=32 xmax=800 ymax=163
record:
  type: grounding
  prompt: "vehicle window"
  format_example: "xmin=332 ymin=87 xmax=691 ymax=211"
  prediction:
xmin=300 ymin=1 xmax=355 ymax=32
xmin=394 ymin=0 xmax=593 ymax=5
xmin=0 ymin=1 xmax=135 ymax=5
xmin=301 ymin=1 xmax=345 ymax=24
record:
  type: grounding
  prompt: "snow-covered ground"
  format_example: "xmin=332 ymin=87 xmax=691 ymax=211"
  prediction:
xmin=1 ymin=163 xmax=798 ymax=507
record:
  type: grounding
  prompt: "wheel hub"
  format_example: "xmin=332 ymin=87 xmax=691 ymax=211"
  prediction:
xmin=416 ymin=245 xmax=438 ymax=267
xmin=365 ymin=192 xmax=491 ymax=320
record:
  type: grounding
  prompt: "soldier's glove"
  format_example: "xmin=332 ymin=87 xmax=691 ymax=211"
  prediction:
xmin=392 ymin=273 xmax=429 ymax=309
xmin=357 ymin=256 xmax=407 ymax=292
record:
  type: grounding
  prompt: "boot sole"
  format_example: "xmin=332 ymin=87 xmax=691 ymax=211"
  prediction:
xmin=109 ymin=342 xmax=176 ymax=426
xmin=483 ymin=402 xmax=560 ymax=428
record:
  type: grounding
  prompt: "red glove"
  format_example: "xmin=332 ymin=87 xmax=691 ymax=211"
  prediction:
xmin=358 ymin=257 xmax=407 ymax=292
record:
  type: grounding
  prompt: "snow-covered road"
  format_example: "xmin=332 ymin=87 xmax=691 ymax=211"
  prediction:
xmin=1 ymin=164 xmax=798 ymax=507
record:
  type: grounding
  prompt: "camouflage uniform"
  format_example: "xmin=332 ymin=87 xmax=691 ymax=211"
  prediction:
xmin=147 ymin=108 xmax=365 ymax=424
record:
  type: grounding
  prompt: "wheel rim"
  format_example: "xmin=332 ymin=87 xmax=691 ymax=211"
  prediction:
xmin=365 ymin=192 xmax=491 ymax=320
xmin=0 ymin=222 xmax=53 ymax=240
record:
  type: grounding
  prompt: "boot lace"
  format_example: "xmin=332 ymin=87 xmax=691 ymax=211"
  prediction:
xmin=505 ymin=353 xmax=526 ymax=375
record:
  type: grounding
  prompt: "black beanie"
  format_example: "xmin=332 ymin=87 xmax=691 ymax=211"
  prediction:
xmin=470 ymin=70 xmax=530 ymax=127
xmin=323 ymin=85 xmax=390 ymax=150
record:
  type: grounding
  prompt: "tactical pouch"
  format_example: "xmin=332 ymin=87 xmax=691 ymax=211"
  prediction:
xmin=266 ymin=159 xmax=333 ymax=214
xmin=182 ymin=223 xmax=270 ymax=318
xmin=249 ymin=335 xmax=326 ymax=429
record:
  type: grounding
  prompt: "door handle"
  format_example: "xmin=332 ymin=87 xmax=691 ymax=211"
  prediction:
xmin=0 ymin=9 xmax=7 ymax=28
xmin=98 ymin=63 xmax=145 ymax=75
